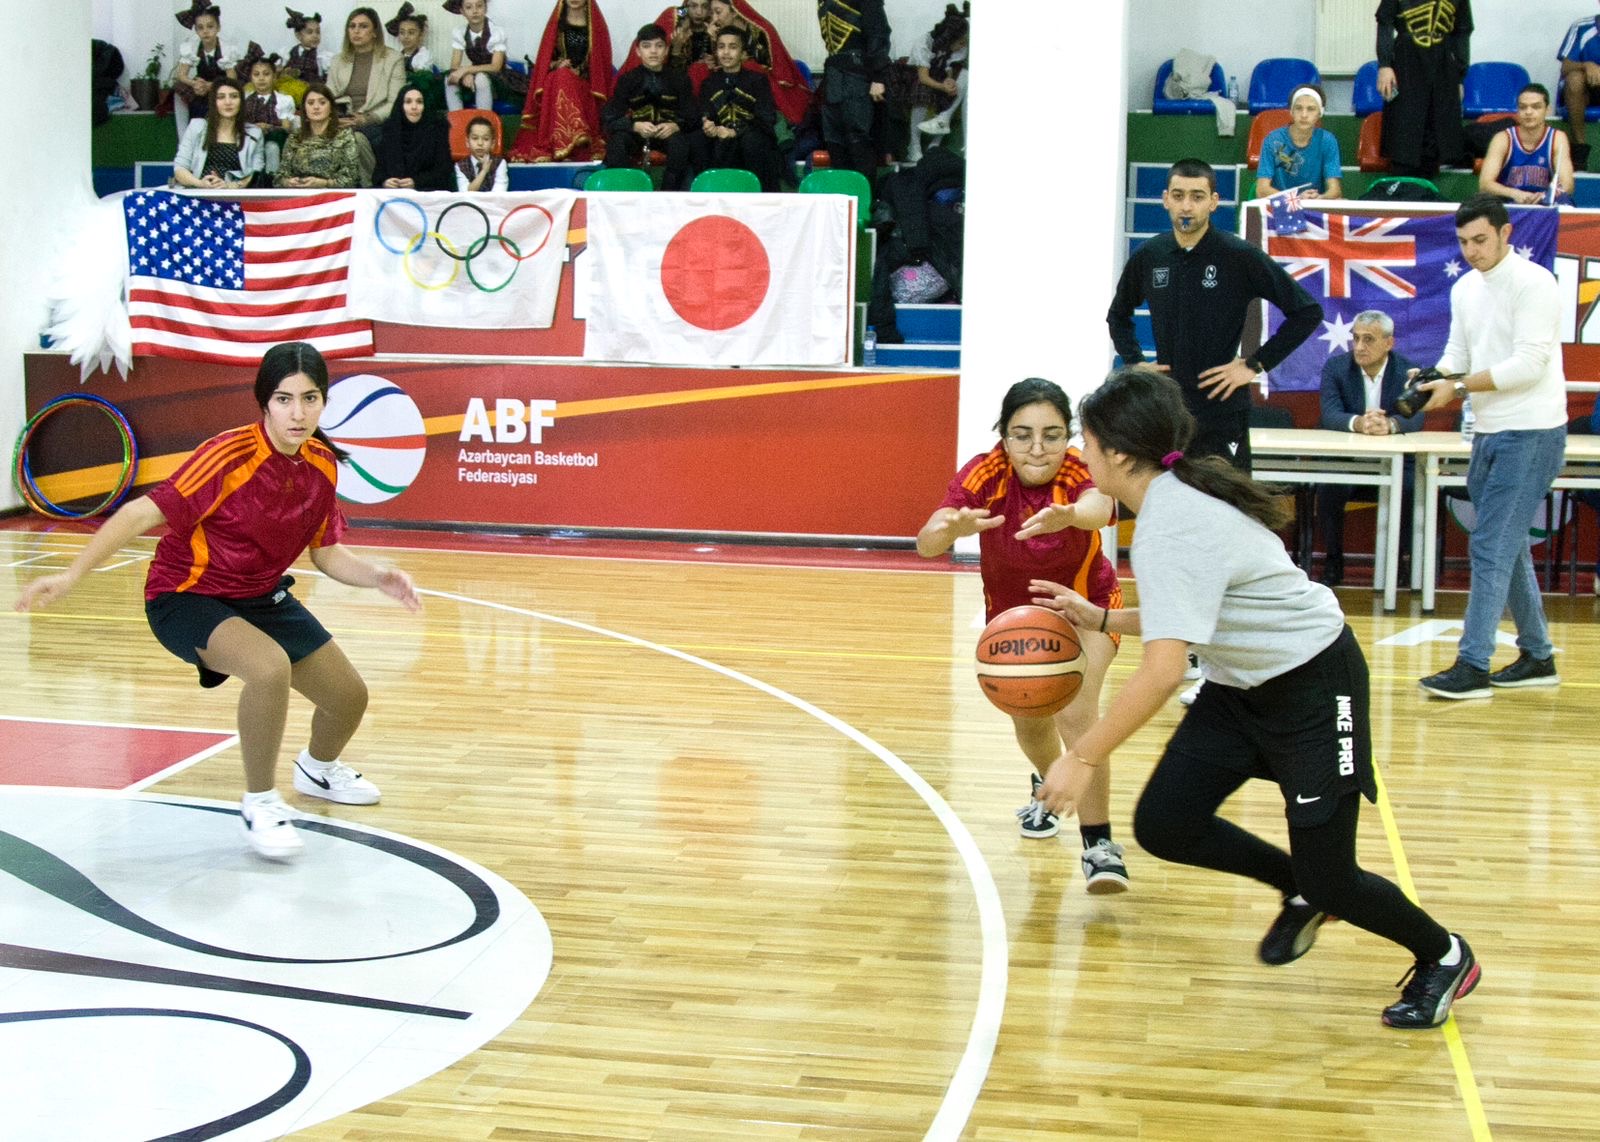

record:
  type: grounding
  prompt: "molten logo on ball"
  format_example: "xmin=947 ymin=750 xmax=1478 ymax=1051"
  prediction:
xmin=974 ymin=606 xmax=1086 ymax=718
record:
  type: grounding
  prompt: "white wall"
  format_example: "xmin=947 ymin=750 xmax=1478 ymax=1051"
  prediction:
xmin=1127 ymin=0 xmax=1580 ymax=114
xmin=2 ymin=1 xmax=94 ymax=512
xmin=92 ymin=0 xmax=953 ymax=83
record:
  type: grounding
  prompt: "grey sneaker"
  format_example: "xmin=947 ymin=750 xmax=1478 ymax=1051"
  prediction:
xmin=1081 ymin=838 xmax=1129 ymax=894
xmin=1016 ymin=773 xmax=1059 ymax=839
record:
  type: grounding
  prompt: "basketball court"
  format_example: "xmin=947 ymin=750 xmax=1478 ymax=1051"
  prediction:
xmin=4 ymin=522 xmax=1597 ymax=1138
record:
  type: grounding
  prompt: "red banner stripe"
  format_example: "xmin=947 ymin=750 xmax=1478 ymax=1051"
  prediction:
xmin=245 ymin=237 xmax=353 ymax=264
xmin=246 ymin=212 xmax=356 ymax=239
xmin=128 ymin=289 xmax=348 ymax=317
xmin=130 ymin=316 xmax=371 ymax=343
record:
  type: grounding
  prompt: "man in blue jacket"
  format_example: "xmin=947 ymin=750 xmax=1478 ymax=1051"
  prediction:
xmin=1317 ymin=310 xmax=1422 ymax=587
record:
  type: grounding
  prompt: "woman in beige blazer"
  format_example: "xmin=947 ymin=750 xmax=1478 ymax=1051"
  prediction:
xmin=327 ymin=6 xmax=407 ymax=138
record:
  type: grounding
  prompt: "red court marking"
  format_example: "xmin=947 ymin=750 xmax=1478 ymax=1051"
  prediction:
xmin=0 ymin=718 xmax=235 ymax=790
xmin=660 ymin=216 xmax=770 ymax=330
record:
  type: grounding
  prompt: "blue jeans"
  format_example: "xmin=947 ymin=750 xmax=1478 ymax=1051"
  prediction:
xmin=1459 ymin=426 xmax=1567 ymax=669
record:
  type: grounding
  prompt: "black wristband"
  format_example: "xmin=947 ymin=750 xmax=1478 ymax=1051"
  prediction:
xmin=1098 ymin=607 xmax=1109 ymax=633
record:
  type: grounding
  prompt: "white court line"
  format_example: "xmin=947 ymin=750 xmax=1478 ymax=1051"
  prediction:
xmin=123 ymin=735 xmax=241 ymax=792
xmin=416 ymin=586 xmax=1007 ymax=1142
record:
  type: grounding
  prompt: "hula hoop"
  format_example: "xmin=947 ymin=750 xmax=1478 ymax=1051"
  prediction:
xmin=464 ymin=233 xmax=520 ymax=293
xmin=13 ymin=394 xmax=139 ymax=520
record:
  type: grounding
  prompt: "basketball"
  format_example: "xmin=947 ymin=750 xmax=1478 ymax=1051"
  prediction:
xmin=974 ymin=605 xmax=1086 ymax=718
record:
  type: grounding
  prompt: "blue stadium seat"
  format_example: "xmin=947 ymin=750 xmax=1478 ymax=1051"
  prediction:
xmin=1462 ymin=61 xmax=1530 ymax=117
xmin=793 ymin=58 xmax=813 ymax=90
xmin=1248 ymin=57 xmax=1320 ymax=112
xmin=1152 ymin=59 xmax=1226 ymax=115
xmin=1352 ymin=61 xmax=1384 ymax=117
xmin=493 ymin=59 xmax=528 ymax=116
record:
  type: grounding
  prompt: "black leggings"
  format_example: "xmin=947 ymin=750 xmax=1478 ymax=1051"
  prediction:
xmin=1133 ymin=754 xmax=1450 ymax=962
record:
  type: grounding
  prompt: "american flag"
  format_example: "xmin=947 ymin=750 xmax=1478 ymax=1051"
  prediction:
xmin=124 ymin=190 xmax=373 ymax=364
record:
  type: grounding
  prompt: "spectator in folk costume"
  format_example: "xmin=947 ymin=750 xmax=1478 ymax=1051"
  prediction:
xmin=457 ymin=115 xmax=510 ymax=191
xmin=665 ymin=0 xmax=717 ymax=71
xmin=173 ymin=76 xmax=263 ymax=190
xmin=816 ymin=0 xmax=891 ymax=182
xmin=704 ymin=0 xmax=811 ymax=125
xmin=279 ymin=7 xmax=330 ymax=106
xmin=374 ymin=82 xmax=455 ymax=190
xmin=1376 ymin=0 xmax=1472 ymax=179
xmin=173 ymin=0 xmax=242 ymax=141
xmin=444 ymin=0 xmax=511 ymax=113
xmin=387 ymin=4 xmax=446 ymax=113
xmin=905 ymin=1 xmax=968 ymax=165
xmin=1479 ymin=83 xmax=1575 ymax=205
xmin=693 ymin=26 xmax=782 ymax=190
xmin=605 ymin=24 xmax=699 ymax=190
xmin=239 ymin=46 xmax=296 ymax=184
xmin=508 ymin=0 xmax=616 ymax=162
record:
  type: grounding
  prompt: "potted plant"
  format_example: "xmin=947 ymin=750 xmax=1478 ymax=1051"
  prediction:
xmin=130 ymin=44 xmax=166 ymax=111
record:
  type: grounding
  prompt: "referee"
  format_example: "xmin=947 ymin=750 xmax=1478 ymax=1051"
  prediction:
xmin=1108 ymin=158 xmax=1323 ymax=471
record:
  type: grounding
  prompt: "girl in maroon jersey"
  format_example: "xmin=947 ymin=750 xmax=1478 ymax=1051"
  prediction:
xmin=916 ymin=378 xmax=1129 ymax=892
xmin=15 ymin=343 xmax=420 ymax=861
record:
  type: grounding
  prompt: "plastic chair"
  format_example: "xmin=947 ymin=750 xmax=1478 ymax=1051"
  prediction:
xmin=1152 ymin=59 xmax=1226 ymax=115
xmin=799 ymin=168 xmax=871 ymax=225
xmin=1247 ymin=57 xmax=1320 ymax=113
xmin=583 ymin=167 xmax=651 ymax=192
xmin=690 ymin=167 xmax=762 ymax=192
xmin=1353 ymin=61 xmax=1384 ymax=117
xmin=1462 ymin=61 xmax=1531 ymax=117
xmin=793 ymin=58 xmax=813 ymax=90
xmin=1246 ymin=108 xmax=1292 ymax=168
xmin=492 ymin=59 xmax=528 ymax=116
xmin=1357 ymin=111 xmax=1391 ymax=172
xmin=447 ymin=110 xmax=503 ymax=160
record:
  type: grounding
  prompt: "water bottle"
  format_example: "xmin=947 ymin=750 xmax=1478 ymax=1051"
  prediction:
xmin=862 ymin=325 xmax=877 ymax=366
xmin=1460 ymin=395 xmax=1476 ymax=442
xmin=1227 ymin=75 xmax=1240 ymax=105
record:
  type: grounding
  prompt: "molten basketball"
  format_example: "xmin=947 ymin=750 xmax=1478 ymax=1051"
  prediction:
xmin=974 ymin=605 xmax=1086 ymax=718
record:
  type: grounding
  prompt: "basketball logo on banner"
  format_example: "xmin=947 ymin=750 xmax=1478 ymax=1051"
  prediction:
xmin=323 ymin=374 xmax=427 ymax=504
xmin=371 ymin=199 xmax=556 ymax=293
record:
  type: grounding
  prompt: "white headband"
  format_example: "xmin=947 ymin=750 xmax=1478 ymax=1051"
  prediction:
xmin=1290 ymin=86 xmax=1323 ymax=110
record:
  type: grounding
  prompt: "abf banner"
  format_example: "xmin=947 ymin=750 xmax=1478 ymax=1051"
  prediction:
xmin=349 ymin=191 xmax=576 ymax=328
xmin=583 ymin=192 xmax=854 ymax=367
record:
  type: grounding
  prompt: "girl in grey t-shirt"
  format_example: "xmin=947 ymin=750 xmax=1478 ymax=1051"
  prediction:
xmin=1029 ymin=366 xmax=1478 ymax=1031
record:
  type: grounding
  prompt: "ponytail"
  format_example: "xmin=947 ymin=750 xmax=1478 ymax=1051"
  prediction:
xmin=1080 ymin=366 xmax=1291 ymax=531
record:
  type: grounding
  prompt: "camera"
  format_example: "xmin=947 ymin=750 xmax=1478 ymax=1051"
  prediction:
xmin=1393 ymin=367 xmax=1444 ymax=418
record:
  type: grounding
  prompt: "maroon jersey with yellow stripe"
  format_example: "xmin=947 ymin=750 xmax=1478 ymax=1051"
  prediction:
xmin=144 ymin=423 xmax=347 ymax=600
xmin=939 ymin=444 xmax=1121 ymax=621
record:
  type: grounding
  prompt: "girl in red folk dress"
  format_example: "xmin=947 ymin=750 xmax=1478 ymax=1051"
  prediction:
xmin=508 ymin=0 xmax=616 ymax=162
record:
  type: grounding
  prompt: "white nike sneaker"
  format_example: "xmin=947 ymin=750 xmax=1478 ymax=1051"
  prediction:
xmin=1178 ymin=679 xmax=1204 ymax=707
xmin=240 ymin=793 xmax=304 ymax=860
xmin=293 ymin=751 xmax=381 ymax=805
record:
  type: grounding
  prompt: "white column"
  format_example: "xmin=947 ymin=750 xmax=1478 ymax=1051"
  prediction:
xmin=957 ymin=1 xmax=1129 ymax=462
xmin=0 ymin=0 xmax=95 ymax=511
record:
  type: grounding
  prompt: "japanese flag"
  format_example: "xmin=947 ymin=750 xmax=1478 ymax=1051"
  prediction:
xmin=583 ymin=192 xmax=855 ymax=366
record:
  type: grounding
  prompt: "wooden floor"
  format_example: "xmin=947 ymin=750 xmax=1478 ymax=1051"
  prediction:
xmin=5 ymin=525 xmax=1599 ymax=1140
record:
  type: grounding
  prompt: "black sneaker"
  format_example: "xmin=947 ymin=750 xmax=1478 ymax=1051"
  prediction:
xmin=1016 ymin=773 xmax=1059 ymax=839
xmin=1081 ymin=838 xmax=1130 ymax=894
xmin=1382 ymin=935 xmax=1481 ymax=1029
xmin=1259 ymin=898 xmax=1328 ymax=965
xmin=1488 ymin=652 xmax=1560 ymax=689
xmin=1419 ymin=660 xmax=1492 ymax=699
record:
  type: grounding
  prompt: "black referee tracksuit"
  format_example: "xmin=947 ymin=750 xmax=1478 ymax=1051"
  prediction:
xmin=1107 ymin=227 xmax=1322 ymax=470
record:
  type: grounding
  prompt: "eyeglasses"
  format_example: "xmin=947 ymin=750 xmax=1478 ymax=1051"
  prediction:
xmin=1004 ymin=429 xmax=1069 ymax=450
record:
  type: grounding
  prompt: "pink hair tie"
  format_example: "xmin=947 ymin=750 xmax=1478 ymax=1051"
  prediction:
xmin=1160 ymin=450 xmax=1184 ymax=469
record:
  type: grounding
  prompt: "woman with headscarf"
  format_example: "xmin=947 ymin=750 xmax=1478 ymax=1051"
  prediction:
xmin=373 ymin=82 xmax=454 ymax=189
xmin=507 ymin=0 xmax=616 ymax=162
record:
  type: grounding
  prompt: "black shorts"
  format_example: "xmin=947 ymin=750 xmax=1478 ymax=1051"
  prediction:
xmin=145 ymin=576 xmax=332 ymax=689
xmin=1189 ymin=405 xmax=1252 ymax=472
xmin=1164 ymin=626 xmax=1376 ymax=827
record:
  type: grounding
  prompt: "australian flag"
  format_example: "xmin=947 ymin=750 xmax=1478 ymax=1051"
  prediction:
xmin=1257 ymin=206 xmax=1560 ymax=391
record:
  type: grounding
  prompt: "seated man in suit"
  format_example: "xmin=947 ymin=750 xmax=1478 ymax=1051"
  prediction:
xmin=1317 ymin=310 xmax=1423 ymax=587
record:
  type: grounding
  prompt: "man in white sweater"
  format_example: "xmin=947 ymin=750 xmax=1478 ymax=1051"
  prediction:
xmin=1416 ymin=194 xmax=1569 ymax=698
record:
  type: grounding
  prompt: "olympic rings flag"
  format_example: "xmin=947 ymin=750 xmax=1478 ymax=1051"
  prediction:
xmin=583 ymin=192 xmax=854 ymax=367
xmin=348 ymin=191 xmax=576 ymax=329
